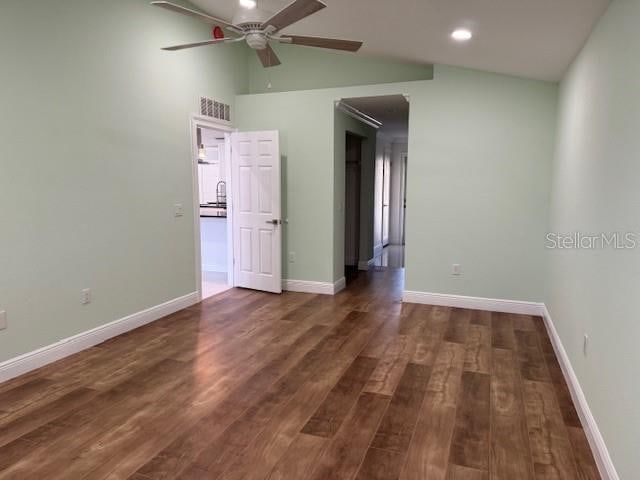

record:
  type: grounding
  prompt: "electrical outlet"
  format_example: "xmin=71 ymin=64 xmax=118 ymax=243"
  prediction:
xmin=452 ymin=264 xmax=462 ymax=276
xmin=583 ymin=333 xmax=589 ymax=356
xmin=81 ymin=289 xmax=92 ymax=305
xmin=289 ymin=252 xmax=296 ymax=263
xmin=0 ymin=311 xmax=6 ymax=331
xmin=174 ymin=203 xmax=184 ymax=217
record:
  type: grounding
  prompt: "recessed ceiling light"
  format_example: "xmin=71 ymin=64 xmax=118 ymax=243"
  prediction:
xmin=451 ymin=29 xmax=473 ymax=41
xmin=239 ymin=0 xmax=257 ymax=9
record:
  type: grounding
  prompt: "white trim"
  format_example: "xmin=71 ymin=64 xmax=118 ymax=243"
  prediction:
xmin=334 ymin=277 xmax=347 ymax=294
xmin=402 ymin=290 xmax=544 ymax=316
xmin=373 ymin=243 xmax=384 ymax=259
xmin=541 ymin=306 xmax=619 ymax=480
xmin=0 ymin=292 xmax=199 ymax=384
xmin=190 ymin=115 xmax=236 ymax=301
xmin=283 ymin=277 xmax=346 ymax=295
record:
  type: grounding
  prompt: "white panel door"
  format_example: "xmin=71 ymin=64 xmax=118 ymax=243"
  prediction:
xmin=231 ymin=130 xmax=282 ymax=293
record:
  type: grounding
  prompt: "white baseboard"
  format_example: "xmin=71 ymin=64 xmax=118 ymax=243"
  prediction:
xmin=541 ymin=306 xmax=619 ymax=480
xmin=0 ymin=292 xmax=199 ymax=384
xmin=402 ymin=290 xmax=544 ymax=316
xmin=373 ymin=243 xmax=384 ymax=258
xmin=283 ymin=277 xmax=346 ymax=295
xmin=333 ymin=277 xmax=346 ymax=294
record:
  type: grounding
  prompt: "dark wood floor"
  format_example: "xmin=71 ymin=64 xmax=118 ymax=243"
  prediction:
xmin=0 ymin=268 xmax=599 ymax=479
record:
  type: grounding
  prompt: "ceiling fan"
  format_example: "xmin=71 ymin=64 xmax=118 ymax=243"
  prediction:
xmin=151 ymin=0 xmax=362 ymax=67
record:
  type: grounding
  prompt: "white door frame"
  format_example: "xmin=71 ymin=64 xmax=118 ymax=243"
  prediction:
xmin=190 ymin=115 xmax=236 ymax=301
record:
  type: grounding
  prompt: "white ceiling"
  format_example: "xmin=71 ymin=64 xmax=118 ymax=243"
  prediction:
xmin=190 ymin=0 xmax=609 ymax=81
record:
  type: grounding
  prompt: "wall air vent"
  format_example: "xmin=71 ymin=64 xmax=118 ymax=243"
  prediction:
xmin=199 ymin=96 xmax=231 ymax=123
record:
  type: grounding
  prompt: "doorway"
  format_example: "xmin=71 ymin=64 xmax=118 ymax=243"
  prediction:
xmin=344 ymin=132 xmax=363 ymax=276
xmin=195 ymin=124 xmax=232 ymax=299
xmin=192 ymin=118 xmax=283 ymax=298
xmin=338 ymin=95 xmax=410 ymax=274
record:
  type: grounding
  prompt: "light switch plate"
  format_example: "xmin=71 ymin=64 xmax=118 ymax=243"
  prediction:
xmin=81 ymin=289 xmax=92 ymax=305
xmin=174 ymin=204 xmax=184 ymax=217
xmin=0 ymin=311 xmax=7 ymax=330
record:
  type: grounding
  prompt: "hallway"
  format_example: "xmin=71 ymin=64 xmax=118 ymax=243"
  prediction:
xmin=0 ymin=269 xmax=598 ymax=479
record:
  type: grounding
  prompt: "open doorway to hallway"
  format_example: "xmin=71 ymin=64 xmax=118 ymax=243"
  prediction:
xmin=339 ymin=94 xmax=409 ymax=278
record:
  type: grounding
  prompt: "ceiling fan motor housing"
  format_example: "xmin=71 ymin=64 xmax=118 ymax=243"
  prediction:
xmin=246 ymin=32 xmax=269 ymax=50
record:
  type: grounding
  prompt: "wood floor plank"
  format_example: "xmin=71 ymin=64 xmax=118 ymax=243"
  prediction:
xmin=522 ymin=380 xmax=579 ymax=479
xmin=0 ymin=387 xmax=97 ymax=448
xmin=566 ymin=427 xmax=600 ymax=480
xmin=513 ymin=314 xmax=537 ymax=332
xmin=449 ymin=371 xmax=490 ymax=471
xmin=470 ymin=310 xmax=491 ymax=327
xmin=443 ymin=308 xmax=471 ymax=344
xmin=463 ymin=324 xmax=491 ymax=374
xmin=301 ymin=355 xmax=379 ymax=438
xmin=448 ymin=464 xmax=489 ymax=480
xmin=266 ymin=433 xmax=327 ymax=480
xmin=400 ymin=342 xmax=465 ymax=480
xmin=371 ymin=362 xmax=431 ymax=453
xmin=364 ymin=335 xmax=415 ymax=396
xmin=355 ymin=447 xmax=406 ymax=480
xmin=0 ymin=377 xmax=56 ymax=419
xmin=490 ymin=348 xmax=535 ymax=480
xmin=491 ymin=313 xmax=516 ymax=350
xmin=515 ymin=330 xmax=551 ymax=382
xmin=411 ymin=307 xmax=449 ymax=366
xmin=309 ymin=392 xmax=390 ymax=480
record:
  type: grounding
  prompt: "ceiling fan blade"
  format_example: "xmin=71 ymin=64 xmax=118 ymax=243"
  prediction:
xmin=281 ymin=35 xmax=362 ymax=52
xmin=263 ymin=0 xmax=326 ymax=32
xmin=162 ymin=38 xmax=234 ymax=51
xmin=256 ymin=45 xmax=282 ymax=68
xmin=151 ymin=1 xmax=237 ymax=29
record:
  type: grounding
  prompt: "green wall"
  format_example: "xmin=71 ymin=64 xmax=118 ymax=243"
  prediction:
xmin=405 ymin=66 xmax=557 ymax=301
xmin=247 ymin=43 xmax=433 ymax=94
xmin=546 ymin=0 xmax=640 ymax=476
xmin=0 ymin=0 xmax=248 ymax=362
xmin=237 ymin=67 xmax=557 ymax=297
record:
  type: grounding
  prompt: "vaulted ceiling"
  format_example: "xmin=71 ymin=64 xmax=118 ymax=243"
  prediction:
xmin=190 ymin=0 xmax=609 ymax=81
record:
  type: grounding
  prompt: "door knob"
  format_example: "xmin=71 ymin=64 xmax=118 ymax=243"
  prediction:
xmin=266 ymin=219 xmax=281 ymax=225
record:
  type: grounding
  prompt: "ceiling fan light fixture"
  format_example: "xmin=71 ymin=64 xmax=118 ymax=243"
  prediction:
xmin=239 ymin=0 xmax=257 ymax=9
xmin=451 ymin=28 xmax=473 ymax=42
